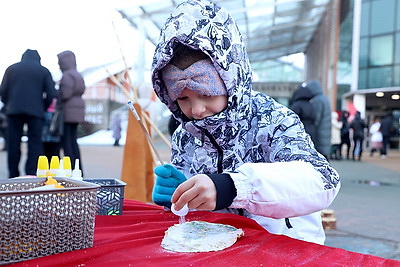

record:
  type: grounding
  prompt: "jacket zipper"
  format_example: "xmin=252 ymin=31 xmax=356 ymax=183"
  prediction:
xmin=195 ymin=125 xmax=223 ymax=173
xmin=195 ymin=125 xmax=244 ymax=216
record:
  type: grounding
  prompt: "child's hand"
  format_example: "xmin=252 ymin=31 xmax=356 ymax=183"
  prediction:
xmin=152 ymin=164 xmax=186 ymax=208
xmin=171 ymin=174 xmax=217 ymax=211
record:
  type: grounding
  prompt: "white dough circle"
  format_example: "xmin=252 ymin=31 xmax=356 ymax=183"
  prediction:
xmin=161 ymin=221 xmax=244 ymax=252
xmin=171 ymin=203 xmax=189 ymax=217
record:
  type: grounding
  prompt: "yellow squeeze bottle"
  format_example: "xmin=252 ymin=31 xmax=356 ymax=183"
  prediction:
xmin=36 ymin=156 xmax=49 ymax=177
xmin=49 ymin=156 xmax=60 ymax=177
xmin=63 ymin=156 xmax=72 ymax=177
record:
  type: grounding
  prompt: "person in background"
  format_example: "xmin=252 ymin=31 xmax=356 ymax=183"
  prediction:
xmin=350 ymin=111 xmax=367 ymax=161
xmin=0 ymin=49 xmax=57 ymax=177
xmin=339 ymin=111 xmax=351 ymax=160
xmin=300 ymin=80 xmax=331 ymax=160
xmin=379 ymin=112 xmax=394 ymax=158
xmin=0 ymin=105 xmax=7 ymax=151
xmin=57 ymin=50 xmax=85 ymax=171
xmin=150 ymin=0 xmax=340 ymax=245
xmin=330 ymin=111 xmax=342 ymax=160
xmin=42 ymin=97 xmax=62 ymax=160
xmin=369 ymin=117 xmax=383 ymax=157
xmin=289 ymin=84 xmax=316 ymax=144
xmin=112 ymin=113 xmax=122 ymax=146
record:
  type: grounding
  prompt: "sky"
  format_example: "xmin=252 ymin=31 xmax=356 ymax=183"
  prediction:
xmin=0 ymin=0 xmax=143 ymax=83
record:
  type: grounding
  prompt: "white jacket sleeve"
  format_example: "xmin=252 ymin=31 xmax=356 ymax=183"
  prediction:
xmin=229 ymin=161 xmax=341 ymax=219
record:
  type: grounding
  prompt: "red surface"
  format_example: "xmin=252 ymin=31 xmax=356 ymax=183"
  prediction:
xmin=11 ymin=199 xmax=400 ymax=267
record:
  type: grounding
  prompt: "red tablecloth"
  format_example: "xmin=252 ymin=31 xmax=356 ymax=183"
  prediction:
xmin=11 ymin=199 xmax=400 ymax=267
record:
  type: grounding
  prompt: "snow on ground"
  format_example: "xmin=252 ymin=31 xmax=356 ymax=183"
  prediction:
xmin=78 ymin=129 xmax=126 ymax=146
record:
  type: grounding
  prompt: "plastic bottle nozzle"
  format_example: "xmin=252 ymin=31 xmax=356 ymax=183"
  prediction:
xmin=55 ymin=159 xmax=67 ymax=178
xmin=36 ymin=156 xmax=49 ymax=177
xmin=49 ymin=156 xmax=60 ymax=177
xmin=63 ymin=156 xmax=72 ymax=177
xmin=171 ymin=203 xmax=189 ymax=217
xmin=71 ymin=159 xmax=83 ymax=181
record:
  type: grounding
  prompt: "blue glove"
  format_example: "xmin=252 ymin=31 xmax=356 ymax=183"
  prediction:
xmin=152 ymin=164 xmax=186 ymax=208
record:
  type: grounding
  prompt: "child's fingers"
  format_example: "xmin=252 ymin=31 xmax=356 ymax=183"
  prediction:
xmin=172 ymin=174 xmax=216 ymax=211
xmin=171 ymin=179 xmax=195 ymax=207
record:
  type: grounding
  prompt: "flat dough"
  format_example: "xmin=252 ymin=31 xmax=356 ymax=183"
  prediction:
xmin=161 ymin=221 xmax=244 ymax=252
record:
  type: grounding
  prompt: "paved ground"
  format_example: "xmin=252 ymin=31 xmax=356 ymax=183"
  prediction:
xmin=1 ymin=139 xmax=399 ymax=261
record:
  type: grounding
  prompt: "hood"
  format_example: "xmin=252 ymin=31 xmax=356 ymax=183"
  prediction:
xmin=21 ymin=49 xmax=41 ymax=64
xmin=291 ymin=84 xmax=313 ymax=103
xmin=151 ymin=0 xmax=252 ymax=128
xmin=302 ymin=80 xmax=323 ymax=98
xmin=57 ymin=50 xmax=77 ymax=72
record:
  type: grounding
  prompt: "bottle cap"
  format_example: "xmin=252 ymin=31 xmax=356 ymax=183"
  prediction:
xmin=171 ymin=203 xmax=189 ymax=217
xmin=36 ymin=156 xmax=49 ymax=177
xmin=63 ymin=156 xmax=72 ymax=177
xmin=49 ymin=156 xmax=60 ymax=177
xmin=71 ymin=159 xmax=83 ymax=181
xmin=55 ymin=159 xmax=67 ymax=177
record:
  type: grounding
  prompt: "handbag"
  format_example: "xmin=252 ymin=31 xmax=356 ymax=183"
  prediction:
xmin=49 ymin=99 xmax=64 ymax=136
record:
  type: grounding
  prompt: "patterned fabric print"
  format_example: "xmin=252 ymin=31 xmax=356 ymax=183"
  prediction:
xmin=152 ymin=0 xmax=339 ymax=189
xmin=161 ymin=59 xmax=227 ymax=101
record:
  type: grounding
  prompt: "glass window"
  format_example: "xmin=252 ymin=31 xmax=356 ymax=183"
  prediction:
xmin=371 ymin=0 xmax=395 ymax=35
xmin=368 ymin=66 xmax=393 ymax=88
xmin=395 ymin=66 xmax=400 ymax=86
xmin=359 ymin=38 xmax=369 ymax=67
xmin=396 ymin=33 xmax=400 ymax=64
xmin=358 ymin=69 xmax=367 ymax=89
xmin=360 ymin=1 xmax=370 ymax=37
xmin=398 ymin=0 xmax=400 ymax=30
xmin=370 ymin=35 xmax=393 ymax=66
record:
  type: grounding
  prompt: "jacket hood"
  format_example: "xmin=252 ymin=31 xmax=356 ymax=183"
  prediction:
xmin=57 ymin=50 xmax=77 ymax=72
xmin=21 ymin=49 xmax=41 ymax=63
xmin=291 ymin=85 xmax=313 ymax=103
xmin=151 ymin=0 xmax=252 ymax=130
xmin=302 ymin=80 xmax=323 ymax=97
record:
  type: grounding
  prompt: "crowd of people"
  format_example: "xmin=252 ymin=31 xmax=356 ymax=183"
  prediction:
xmin=290 ymin=82 xmax=395 ymax=161
xmin=0 ymin=49 xmax=86 ymax=178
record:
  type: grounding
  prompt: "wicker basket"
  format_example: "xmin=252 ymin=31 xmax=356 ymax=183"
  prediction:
xmin=83 ymin=178 xmax=127 ymax=215
xmin=0 ymin=177 xmax=99 ymax=264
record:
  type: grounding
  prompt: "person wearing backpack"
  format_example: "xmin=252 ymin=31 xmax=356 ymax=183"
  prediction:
xmin=339 ymin=111 xmax=351 ymax=160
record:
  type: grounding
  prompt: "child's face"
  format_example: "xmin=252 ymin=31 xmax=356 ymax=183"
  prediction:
xmin=177 ymin=88 xmax=228 ymax=120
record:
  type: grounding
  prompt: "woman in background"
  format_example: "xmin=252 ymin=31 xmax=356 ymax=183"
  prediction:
xmin=57 ymin=50 xmax=85 ymax=171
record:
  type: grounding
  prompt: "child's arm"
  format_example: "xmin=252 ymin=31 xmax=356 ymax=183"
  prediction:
xmin=228 ymin=161 xmax=340 ymax=219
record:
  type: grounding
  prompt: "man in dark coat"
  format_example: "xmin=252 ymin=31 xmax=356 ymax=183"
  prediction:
xmin=301 ymin=80 xmax=331 ymax=160
xmin=380 ymin=113 xmax=394 ymax=157
xmin=350 ymin=111 xmax=367 ymax=161
xmin=289 ymin=85 xmax=316 ymax=144
xmin=0 ymin=49 xmax=57 ymax=177
xmin=339 ymin=110 xmax=351 ymax=159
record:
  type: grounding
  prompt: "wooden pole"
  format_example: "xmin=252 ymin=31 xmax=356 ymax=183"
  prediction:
xmin=107 ymin=71 xmax=171 ymax=149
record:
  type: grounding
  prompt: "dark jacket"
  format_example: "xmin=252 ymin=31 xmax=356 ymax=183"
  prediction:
xmin=290 ymin=85 xmax=316 ymax=144
xmin=350 ymin=112 xmax=366 ymax=139
xmin=380 ymin=114 xmax=393 ymax=138
xmin=304 ymin=80 xmax=331 ymax=157
xmin=57 ymin=50 xmax=85 ymax=123
xmin=0 ymin=49 xmax=56 ymax=118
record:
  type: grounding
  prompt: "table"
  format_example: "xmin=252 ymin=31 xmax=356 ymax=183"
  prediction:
xmin=11 ymin=199 xmax=399 ymax=266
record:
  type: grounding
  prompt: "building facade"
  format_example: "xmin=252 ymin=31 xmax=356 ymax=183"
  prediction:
xmin=339 ymin=0 xmax=400 ymax=149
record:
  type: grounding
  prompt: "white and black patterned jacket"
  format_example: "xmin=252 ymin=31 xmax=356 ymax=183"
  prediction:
xmin=151 ymin=0 xmax=340 ymax=244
